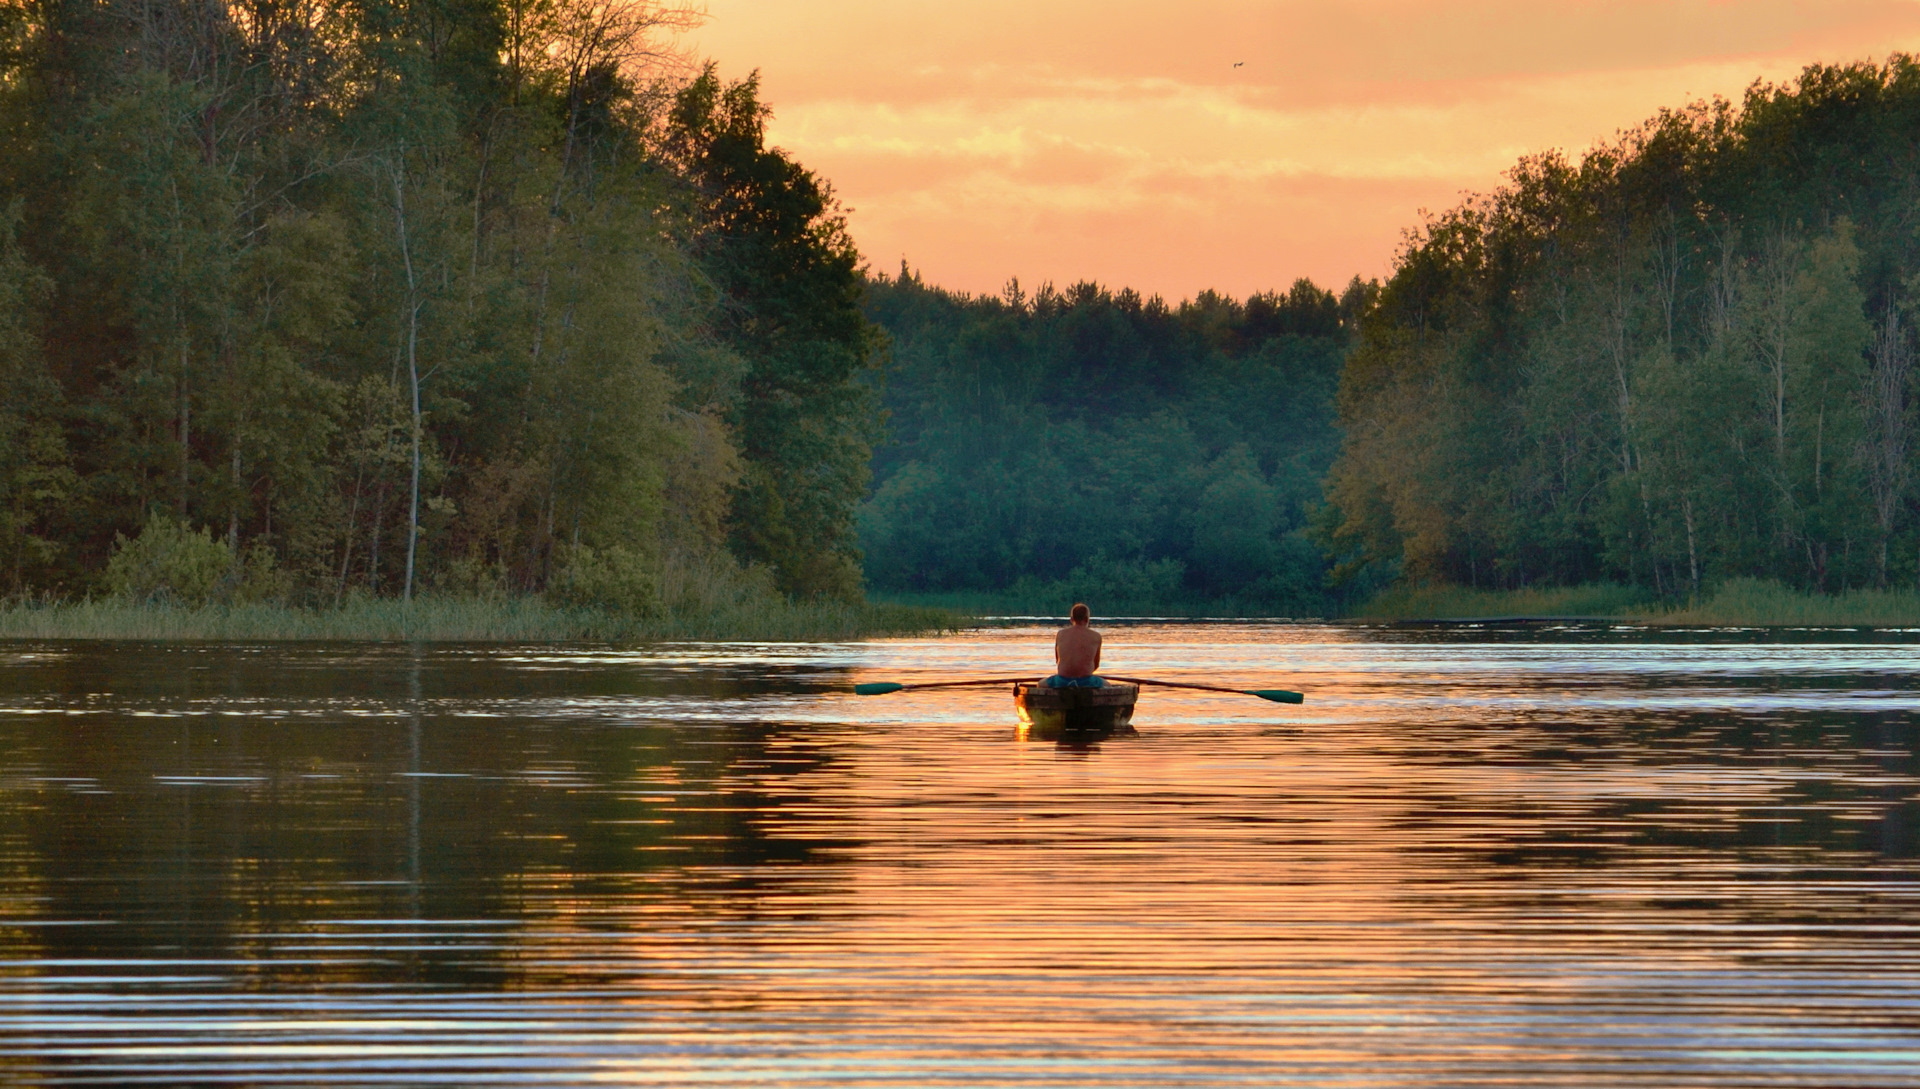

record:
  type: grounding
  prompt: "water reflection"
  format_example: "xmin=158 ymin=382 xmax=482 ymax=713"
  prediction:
xmin=0 ymin=627 xmax=1917 ymax=1085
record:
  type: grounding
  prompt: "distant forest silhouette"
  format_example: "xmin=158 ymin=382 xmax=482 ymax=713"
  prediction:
xmin=865 ymin=58 xmax=1920 ymax=610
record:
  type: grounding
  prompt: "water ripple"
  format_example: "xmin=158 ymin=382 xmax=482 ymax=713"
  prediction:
xmin=0 ymin=626 xmax=1916 ymax=1085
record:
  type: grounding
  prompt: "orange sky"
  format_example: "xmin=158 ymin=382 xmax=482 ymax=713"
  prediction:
xmin=682 ymin=1 xmax=1920 ymax=300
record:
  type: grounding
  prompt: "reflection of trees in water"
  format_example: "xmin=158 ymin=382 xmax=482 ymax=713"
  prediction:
xmin=1380 ymin=705 xmax=1920 ymax=941
xmin=0 ymin=644 xmax=859 ymax=990
xmin=5 ymin=635 xmax=1918 ymax=1001
xmin=1342 ymin=627 xmax=1920 ymax=865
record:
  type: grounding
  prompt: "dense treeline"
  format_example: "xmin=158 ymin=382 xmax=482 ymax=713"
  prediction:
xmin=20 ymin=5 xmax=1913 ymax=623
xmin=0 ymin=0 xmax=876 ymax=607
xmin=1328 ymin=58 xmax=1920 ymax=599
xmin=860 ymin=270 xmax=1364 ymax=613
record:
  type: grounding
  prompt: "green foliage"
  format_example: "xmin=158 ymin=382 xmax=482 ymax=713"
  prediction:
xmin=0 ymin=198 xmax=69 ymax=591
xmin=554 ymin=544 xmax=661 ymax=617
xmin=0 ymin=0 xmax=875 ymax=623
xmin=104 ymin=515 xmax=234 ymax=606
xmin=233 ymin=541 xmax=294 ymax=605
xmin=1005 ymin=554 xmax=1191 ymax=617
xmin=663 ymin=67 xmax=882 ymax=601
xmin=1326 ymin=58 xmax=1920 ymax=602
xmin=1191 ymin=445 xmax=1281 ymax=593
xmin=860 ymin=271 xmax=1361 ymax=615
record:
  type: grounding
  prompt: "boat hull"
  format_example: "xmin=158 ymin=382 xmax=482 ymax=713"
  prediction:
xmin=1013 ymin=681 xmax=1138 ymax=737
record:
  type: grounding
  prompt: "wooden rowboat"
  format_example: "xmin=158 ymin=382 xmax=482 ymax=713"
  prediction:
xmin=1013 ymin=681 xmax=1139 ymax=737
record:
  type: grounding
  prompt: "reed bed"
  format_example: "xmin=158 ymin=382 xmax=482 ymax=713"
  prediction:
xmin=0 ymin=594 xmax=962 ymax=643
xmin=1635 ymin=578 xmax=1920 ymax=627
xmin=35 ymin=577 xmax=1917 ymax=640
xmin=1357 ymin=578 xmax=1920 ymax=626
xmin=871 ymin=590 xmax=1325 ymax=619
xmin=1354 ymin=583 xmax=1652 ymax=621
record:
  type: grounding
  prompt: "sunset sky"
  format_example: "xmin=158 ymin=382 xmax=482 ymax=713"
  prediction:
xmin=682 ymin=2 xmax=1920 ymax=301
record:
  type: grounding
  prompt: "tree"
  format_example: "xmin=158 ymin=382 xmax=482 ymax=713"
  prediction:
xmin=0 ymin=0 xmax=746 ymax=609
xmin=0 ymin=199 xmax=70 ymax=591
xmin=663 ymin=67 xmax=881 ymax=600
xmin=1861 ymin=298 xmax=1912 ymax=586
xmin=1324 ymin=60 xmax=1915 ymax=598
xmin=858 ymin=272 xmax=1349 ymax=614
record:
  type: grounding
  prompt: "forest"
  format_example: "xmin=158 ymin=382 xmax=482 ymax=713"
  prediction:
xmin=0 ymin=0 xmax=877 ymax=617
xmin=1324 ymin=58 xmax=1920 ymax=602
xmin=858 ymin=272 xmax=1361 ymax=615
xmin=6 ymin=0 xmax=1920 ymax=624
xmin=860 ymin=62 xmax=1920 ymax=617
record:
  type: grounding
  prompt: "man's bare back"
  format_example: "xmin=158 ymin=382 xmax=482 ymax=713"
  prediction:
xmin=1054 ymin=605 xmax=1102 ymax=678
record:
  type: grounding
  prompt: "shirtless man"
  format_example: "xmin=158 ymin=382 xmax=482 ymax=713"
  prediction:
xmin=1048 ymin=603 xmax=1104 ymax=688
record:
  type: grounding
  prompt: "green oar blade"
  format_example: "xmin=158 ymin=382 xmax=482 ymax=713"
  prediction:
xmin=854 ymin=682 xmax=906 ymax=696
xmin=1250 ymin=689 xmax=1305 ymax=704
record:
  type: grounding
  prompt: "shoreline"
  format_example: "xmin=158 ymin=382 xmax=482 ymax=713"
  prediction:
xmin=1353 ymin=578 xmax=1920 ymax=628
xmin=0 ymin=595 xmax=965 ymax=643
xmin=9 ymin=582 xmax=1920 ymax=642
xmin=887 ymin=578 xmax=1920 ymax=630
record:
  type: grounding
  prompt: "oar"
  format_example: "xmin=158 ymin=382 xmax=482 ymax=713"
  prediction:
xmin=854 ymin=677 xmax=1040 ymax=696
xmin=1102 ymin=675 xmax=1305 ymax=704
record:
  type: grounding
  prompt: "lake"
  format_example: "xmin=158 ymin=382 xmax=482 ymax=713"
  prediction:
xmin=2 ymin=622 xmax=1918 ymax=1086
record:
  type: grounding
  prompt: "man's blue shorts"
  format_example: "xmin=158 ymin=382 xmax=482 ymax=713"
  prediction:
xmin=1043 ymin=674 xmax=1106 ymax=688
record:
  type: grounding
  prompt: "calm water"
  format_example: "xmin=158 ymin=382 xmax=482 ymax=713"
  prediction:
xmin=2 ymin=623 xmax=1919 ymax=1086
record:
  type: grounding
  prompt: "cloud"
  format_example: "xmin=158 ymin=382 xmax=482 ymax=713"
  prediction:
xmin=685 ymin=1 xmax=1920 ymax=298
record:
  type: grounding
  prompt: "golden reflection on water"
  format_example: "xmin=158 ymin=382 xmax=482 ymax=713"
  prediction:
xmin=0 ymin=625 xmax=1918 ymax=1085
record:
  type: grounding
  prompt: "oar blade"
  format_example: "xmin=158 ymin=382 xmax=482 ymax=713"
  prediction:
xmin=1251 ymin=689 xmax=1305 ymax=704
xmin=854 ymin=682 xmax=905 ymax=696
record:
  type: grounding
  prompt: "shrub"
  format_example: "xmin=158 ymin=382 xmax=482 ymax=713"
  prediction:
xmin=434 ymin=553 xmax=509 ymax=600
xmin=103 ymin=514 xmax=234 ymax=605
xmin=553 ymin=544 xmax=661 ymax=617
xmin=654 ymin=550 xmax=781 ymax=615
xmin=232 ymin=541 xmax=293 ymax=604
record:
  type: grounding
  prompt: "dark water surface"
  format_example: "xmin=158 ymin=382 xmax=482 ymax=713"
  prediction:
xmin=2 ymin=623 xmax=1919 ymax=1086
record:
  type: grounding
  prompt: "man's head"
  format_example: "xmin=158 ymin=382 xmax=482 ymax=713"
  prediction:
xmin=1070 ymin=603 xmax=1090 ymax=625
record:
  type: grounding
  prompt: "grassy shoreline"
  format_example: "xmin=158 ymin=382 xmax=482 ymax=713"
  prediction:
xmin=869 ymin=590 xmax=1328 ymax=620
xmin=883 ymin=578 xmax=1920 ymax=627
xmin=13 ymin=577 xmax=1919 ymax=640
xmin=1356 ymin=578 xmax=1920 ymax=627
xmin=0 ymin=595 xmax=965 ymax=643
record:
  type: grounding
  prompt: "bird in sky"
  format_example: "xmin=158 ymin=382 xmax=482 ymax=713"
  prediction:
xmin=1233 ymin=61 xmax=1244 ymax=67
